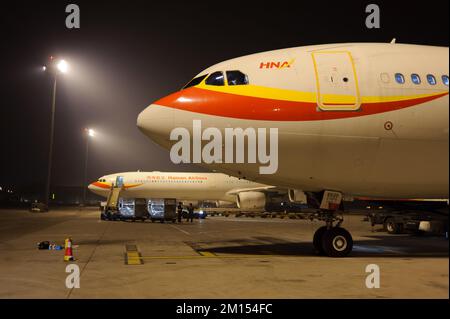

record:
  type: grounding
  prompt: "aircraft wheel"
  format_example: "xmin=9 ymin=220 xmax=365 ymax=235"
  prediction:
xmin=313 ymin=226 xmax=328 ymax=255
xmin=322 ymin=227 xmax=353 ymax=257
xmin=385 ymin=218 xmax=403 ymax=234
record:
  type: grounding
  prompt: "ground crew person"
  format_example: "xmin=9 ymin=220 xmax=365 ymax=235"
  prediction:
xmin=177 ymin=202 xmax=183 ymax=223
xmin=187 ymin=203 xmax=194 ymax=223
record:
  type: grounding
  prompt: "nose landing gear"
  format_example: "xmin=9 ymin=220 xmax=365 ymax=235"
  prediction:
xmin=321 ymin=226 xmax=353 ymax=257
xmin=312 ymin=212 xmax=353 ymax=257
xmin=306 ymin=190 xmax=353 ymax=257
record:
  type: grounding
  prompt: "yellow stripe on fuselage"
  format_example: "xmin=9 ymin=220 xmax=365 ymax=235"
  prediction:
xmin=196 ymin=83 xmax=317 ymax=102
xmin=195 ymin=82 xmax=447 ymax=105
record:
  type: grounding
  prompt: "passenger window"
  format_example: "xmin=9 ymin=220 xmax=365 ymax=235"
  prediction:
xmin=205 ymin=71 xmax=225 ymax=86
xmin=226 ymin=70 xmax=249 ymax=86
xmin=395 ymin=73 xmax=405 ymax=84
xmin=411 ymin=74 xmax=421 ymax=85
xmin=183 ymin=74 xmax=208 ymax=89
xmin=442 ymin=75 xmax=449 ymax=86
xmin=427 ymin=74 xmax=437 ymax=85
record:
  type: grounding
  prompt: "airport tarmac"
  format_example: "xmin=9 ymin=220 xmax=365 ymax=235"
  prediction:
xmin=0 ymin=208 xmax=448 ymax=299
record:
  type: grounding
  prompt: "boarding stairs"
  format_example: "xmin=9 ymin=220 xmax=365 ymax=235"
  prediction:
xmin=104 ymin=177 xmax=124 ymax=219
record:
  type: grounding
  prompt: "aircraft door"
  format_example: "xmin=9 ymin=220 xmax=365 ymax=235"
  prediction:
xmin=312 ymin=51 xmax=361 ymax=111
xmin=115 ymin=176 xmax=124 ymax=188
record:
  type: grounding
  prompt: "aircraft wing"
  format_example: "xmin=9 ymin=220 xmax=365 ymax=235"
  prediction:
xmin=226 ymin=186 xmax=284 ymax=196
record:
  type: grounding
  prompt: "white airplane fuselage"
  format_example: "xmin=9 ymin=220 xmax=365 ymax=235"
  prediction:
xmin=137 ymin=43 xmax=449 ymax=199
xmin=88 ymin=171 xmax=266 ymax=203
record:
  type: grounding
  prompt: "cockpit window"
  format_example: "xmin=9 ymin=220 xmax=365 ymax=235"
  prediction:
xmin=182 ymin=74 xmax=208 ymax=89
xmin=205 ymin=71 xmax=225 ymax=86
xmin=226 ymin=70 xmax=249 ymax=85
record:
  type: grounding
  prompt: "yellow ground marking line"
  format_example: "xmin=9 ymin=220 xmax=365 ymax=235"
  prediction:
xmin=125 ymin=244 xmax=144 ymax=265
xmin=198 ymin=251 xmax=216 ymax=257
xmin=126 ymin=253 xmax=282 ymax=261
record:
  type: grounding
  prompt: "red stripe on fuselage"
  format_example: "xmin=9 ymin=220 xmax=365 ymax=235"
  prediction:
xmin=154 ymin=88 xmax=448 ymax=121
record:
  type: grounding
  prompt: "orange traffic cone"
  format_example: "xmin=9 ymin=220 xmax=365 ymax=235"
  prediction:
xmin=64 ymin=238 xmax=74 ymax=261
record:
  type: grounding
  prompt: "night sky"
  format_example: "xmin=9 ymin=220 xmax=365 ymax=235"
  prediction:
xmin=0 ymin=0 xmax=448 ymax=194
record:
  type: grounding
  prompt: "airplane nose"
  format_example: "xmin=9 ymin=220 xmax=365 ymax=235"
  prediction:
xmin=137 ymin=103 xmax=174 ymax=143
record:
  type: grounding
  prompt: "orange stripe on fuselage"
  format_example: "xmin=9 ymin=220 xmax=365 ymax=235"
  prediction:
xmin=92 ymin=182 xmax=111 ymax=189
xmin=124 ymin=183 xmax=143 ymax=189
xmin=91 ymin=182 xmax=143 ymax=189
xmin=155 ymin=88 xmax=448 ymax=121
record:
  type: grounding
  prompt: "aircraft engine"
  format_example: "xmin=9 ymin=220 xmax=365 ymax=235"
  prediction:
xmin=236 ymin=192 xmax=266 ymax=210
xmin=288 ymin=189 xmax=307 ymax=204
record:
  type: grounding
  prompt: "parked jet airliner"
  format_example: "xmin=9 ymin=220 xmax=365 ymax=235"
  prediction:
xmin=137 ymin=43 xmax=449 ymax=256
xmin=88 ymin=171 xmax=284 ymax=210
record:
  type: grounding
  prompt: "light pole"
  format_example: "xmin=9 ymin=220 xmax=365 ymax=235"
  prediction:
xmin=43 ymin=58 xmax=69 ymax=208
xmin=83 ymin=128 xmax=95 ymax=207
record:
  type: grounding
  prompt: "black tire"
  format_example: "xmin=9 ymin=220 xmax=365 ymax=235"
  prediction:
xmin=322 ymin=227 xmax=353 ymax=257
xmin=313 ymin=226 xmax=328 ymax=255
xmin=384 ymin=218 xmax=403 ymax=234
